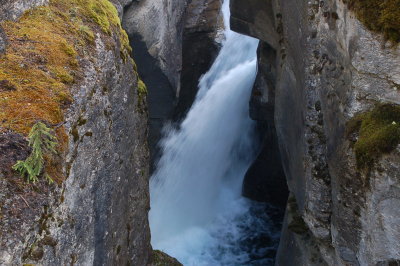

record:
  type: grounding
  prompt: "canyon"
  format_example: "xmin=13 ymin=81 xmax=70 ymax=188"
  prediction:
xmin=0 ymin=0 xmax=399 ymax=265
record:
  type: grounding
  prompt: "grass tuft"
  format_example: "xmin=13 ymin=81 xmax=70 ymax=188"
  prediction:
xmin=346 ymin=103 xmax=400 ymax=169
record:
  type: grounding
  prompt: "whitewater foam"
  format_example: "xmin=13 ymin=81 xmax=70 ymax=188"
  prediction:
xmin=149 ymin=0 xmax=279 ymax=265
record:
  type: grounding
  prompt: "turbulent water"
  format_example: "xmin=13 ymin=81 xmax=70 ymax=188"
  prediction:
xmin=149 ymin=1 xmax=281 ymax=265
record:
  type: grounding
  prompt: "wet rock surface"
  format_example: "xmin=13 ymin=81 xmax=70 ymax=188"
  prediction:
xmin=242 ymin=129 xmax=288 ymax=208
xmin=242 ymin=41 xmax=288 ymax=209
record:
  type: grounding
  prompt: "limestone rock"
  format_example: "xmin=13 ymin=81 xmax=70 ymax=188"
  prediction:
xmin=0 ymin=26 xmax=6 ymax=54
xmin=231 ymin=0 xmax=400 ymax=264
xmin=242 ymin=39 xmax=288 ymax=208
xmin=123 ymin=0 xmax=223 ymax=170
xmin=0 ymin=0 xmax=151 ymax=265
xmin=0 ymin=0 xmax=48 ymax=21
xmin=122 ymin=0 xmax=223 ymax=104
xmin=176 ymin=0 xmax=223 ymax=117
xmin=230 ymin=0 xmax=279 ymax=49
xmin=122 ymin=0 xmax=190 ymax=90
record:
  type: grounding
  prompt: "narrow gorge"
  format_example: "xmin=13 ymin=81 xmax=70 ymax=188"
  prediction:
xmin=0 ymin=0 xmax=399 ymax=265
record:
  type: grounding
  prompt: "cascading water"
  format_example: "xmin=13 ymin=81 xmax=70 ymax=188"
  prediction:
xmin=149 ymin=1 xmax=281 ymax=265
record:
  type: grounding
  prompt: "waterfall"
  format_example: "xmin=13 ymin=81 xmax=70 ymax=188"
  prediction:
xmin=149 ymin=1 xmax=280 ymax=265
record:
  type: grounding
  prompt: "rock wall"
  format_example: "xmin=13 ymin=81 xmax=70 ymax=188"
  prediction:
xmin=122 ymin=0 xmax=190 ymax=92
xmin=128 ymin=31 xmax=175 ymax=170
xmin=231 ymin=0 xmax=400 ymax=265
xmin=0 ymin=0 xmax=151 ymax=265
xmin=175 ymin=0 xmax=223 ymax=118
xmin=242 ymin=41 xmax=288 ymax=208
xmin=123 ymin=0 xmax=222 ymax=109
xmin=123 ymin=0 xmax=223 ymax=168
xmin=0 ymin=0 xmax=48 ymax=20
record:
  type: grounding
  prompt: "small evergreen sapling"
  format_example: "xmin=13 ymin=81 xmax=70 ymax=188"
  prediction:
xmin=13 ymin=122 xmax=57 ymax=183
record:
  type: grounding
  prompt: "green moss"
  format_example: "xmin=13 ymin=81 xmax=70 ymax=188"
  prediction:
xmin=77 ymin=116 xmax=87 ymax=126
xmin=78 ymin=24 xmax=95 ymax=42
xmin=346 ymin=104 xmax=400 ymax=169
xmin=0 ymin=0 xmax=133 ymax=135
xmin=287 ymin=194 xmax=309 ymax=235
xmin=55 ymin=89 xmax=73 ymax=105
xmin=288 ymin=215 xmax=309 ymax=234
xmin=50 ymin=66 xmax=74 ymax=84
xmin=345 ymin=0 xmax=400 ymax=43
xmin=71 ymin=125 xmax=79 ymax=142
xmin=136 ymin=79 xmax=147 ymax=112
xmin=152 ymin=250 xmax=182 ymax=266
xmin=60 ymin=40 xmax=77 ymax=57
xmin=72 ymin=0 xmax=132 ymax=57
xmin=85 ymin=0 xmax=119 ymax=34
xmin=40 ymin=235 xmax=57 ymax=247
xmin=138 ymin=79 xmax=147 ymax=96
xmin=0 ymin=0 xmax=136 ymax=184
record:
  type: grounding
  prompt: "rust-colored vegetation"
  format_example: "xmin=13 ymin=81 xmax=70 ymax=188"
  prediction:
xmin=0 ymin=0 xmax=132 ymax=183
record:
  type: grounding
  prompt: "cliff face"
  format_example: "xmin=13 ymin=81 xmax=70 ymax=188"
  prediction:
xmin=123 ymin=0 xmax=223 ymax=166
xmin=175 ymin=0 xmax=223 ymax=117
xmin=122 ymin=0 xmax=188 ymax=91
xmin=231 ymin=0 xmax=400 ymax=265
xmin=0 ymin=0 xmax=151 ymax=264
xmin=123 ymin=0 xmax=222 ymax=110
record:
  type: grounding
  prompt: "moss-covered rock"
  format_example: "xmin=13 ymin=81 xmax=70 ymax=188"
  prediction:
xmin=151 ymin=250 xmax=182 ymax=266
xmin=0 ymin=0 xmax=131 ymax=136
xmin=0 ymin=0 xmax=134 ymax=183
xmin=346 ymin=103 xmax=400 ymax=169
xmin=345 ymin=0 xmax=400 ymax=43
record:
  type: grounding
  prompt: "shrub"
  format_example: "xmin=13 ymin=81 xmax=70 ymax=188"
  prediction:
xmin=13 ymin=122 xmax=57 ymax=183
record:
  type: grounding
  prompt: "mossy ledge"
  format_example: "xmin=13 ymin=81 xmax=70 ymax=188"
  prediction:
xmin=346 ymin=103 xmax=400 ymax=169
xmin=151 ymin=250 xmax=182 ymax=266
xmin=0 ymin=0 xmax=134 ymax=181
xmin=345 ymin=0 xmax=400 ymax=43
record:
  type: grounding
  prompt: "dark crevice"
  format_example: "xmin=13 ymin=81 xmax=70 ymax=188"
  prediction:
xmin=127 ymin=32 xmax=176 ymax=171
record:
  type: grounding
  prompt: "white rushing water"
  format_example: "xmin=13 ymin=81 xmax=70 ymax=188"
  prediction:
xmin=149 ymin=1 xmax=280 ymax=265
